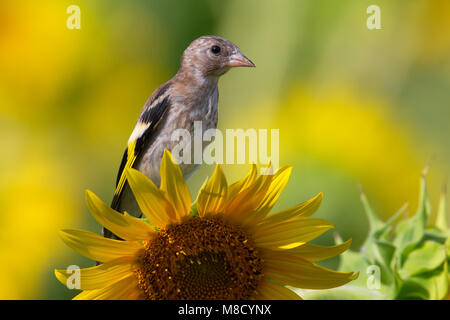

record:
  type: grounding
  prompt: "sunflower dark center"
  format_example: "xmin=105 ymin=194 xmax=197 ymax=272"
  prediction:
xmin=136 ymin=216 xmax=264 ymax=299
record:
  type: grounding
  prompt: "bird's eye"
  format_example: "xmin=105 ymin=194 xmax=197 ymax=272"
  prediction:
xmin=211 ymin=45 xmax=221 ymax=54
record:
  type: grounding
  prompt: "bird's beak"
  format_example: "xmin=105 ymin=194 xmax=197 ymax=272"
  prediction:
xmin=226 ymin=52 xmax=255 ymax=68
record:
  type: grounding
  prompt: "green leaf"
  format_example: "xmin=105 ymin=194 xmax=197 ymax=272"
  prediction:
xmin=400 ymin=241 xmax=446 ymax=277
xmin=396 ymin=262 xmax=448 ymax=300
xmin=375 ymin=203 xmax=408 ymax=241
xmin=359 ymin=186 xmax=384 ymax=233
xmin=362 ymin=239 xmax=396 ymax=290
xmin=423 ymin=228 xmax=448 ymax=245
xmin=395 ymin=278 xmax=430 ymax=300
xmin=425 ymin=262 xmax=448 ymax=300
xmin=395 ymin=171 xmax=431 ymax=266
xmin=341 ymin=169 xmax=449 ymax=299
xmin=416 ymin=167 xmax=432 ymax=227
xmin=373 ymin=239 xmax=396 ymax=267
xmin=435 ymin=183 xmax=448 ymax=233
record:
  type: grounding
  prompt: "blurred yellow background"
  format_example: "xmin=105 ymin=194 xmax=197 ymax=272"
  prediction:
xmin=0 ymin=0 xmax=448 ymax=299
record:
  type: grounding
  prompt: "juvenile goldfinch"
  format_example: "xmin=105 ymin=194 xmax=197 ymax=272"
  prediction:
xmin=104 ymin=36 xmax=255 ymax=239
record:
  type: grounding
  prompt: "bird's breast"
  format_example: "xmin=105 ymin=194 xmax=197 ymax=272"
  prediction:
xmin=136 ymin=88 xmax=218 ymax=186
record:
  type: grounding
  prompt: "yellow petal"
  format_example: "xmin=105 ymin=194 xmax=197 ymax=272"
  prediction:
xmin=283 ymin=238 xmax=352 ymax=262
xmin=255 ymin=278 xmax=302 ymax=300
xmin=160 ymin=149 xmax=191 ymax=220
xmin=279 ymin=242 xmax=304 ymax=249
xmin=260 ymin=192 xmax=323 ymax=226
xmin=85 ymin=190 xmax=155 ymax=241
xmin=126 ymin=168 xmax=174 ymax=227
xmin=55 ymin=256 xmax=136 ymax=290
xmin=265 ymin=255 xmax=358 ymax=289
xmin=226 ymin=164 xmax=258 ymax=201
xmin=73 ymin=274 xmax=141 ymax=300
xmin=224 ymin=172 xmax=273 ymax=221
xmin=197 ymin=164 xmax=228 ymax=216
xmin=59 ymin=229 xmax=143 ymax=263
xmin=253 ymin=218 xmax=334 ymax=249
xmin=249 ymin=165 xmax=292 ymax=223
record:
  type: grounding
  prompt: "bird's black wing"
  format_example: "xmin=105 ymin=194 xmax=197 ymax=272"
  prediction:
xmin=110 ymin=84 xmax=171 ymax=212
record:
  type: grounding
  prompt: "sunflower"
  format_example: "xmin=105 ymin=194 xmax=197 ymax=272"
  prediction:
xmin=55 ymin=150 xmax=358 ymax=300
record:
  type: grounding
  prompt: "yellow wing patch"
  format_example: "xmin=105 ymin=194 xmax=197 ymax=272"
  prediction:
xmin=111 ymin=140 xmax=137 ymax=210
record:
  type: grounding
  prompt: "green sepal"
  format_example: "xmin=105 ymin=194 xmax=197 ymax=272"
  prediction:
xmin=395 ymin=171 xmax=431 ymax=266
xmin=190 ymin=199 xmax=199 ymax=216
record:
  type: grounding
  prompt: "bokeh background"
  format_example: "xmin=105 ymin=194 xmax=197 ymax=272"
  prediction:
xmin=0 ymin=0 xmax=448 ymax=299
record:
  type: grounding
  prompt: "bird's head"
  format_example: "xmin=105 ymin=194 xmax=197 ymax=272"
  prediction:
xmin=181 ymin=36 xmax=255 ymax=78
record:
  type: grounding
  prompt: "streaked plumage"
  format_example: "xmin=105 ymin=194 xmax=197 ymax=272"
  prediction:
xmin=104 ymin=36 xmax=255 ymax=239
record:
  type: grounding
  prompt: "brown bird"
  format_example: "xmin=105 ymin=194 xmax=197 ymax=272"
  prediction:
xmin=104 ymin=35 xmax=255 ymax=239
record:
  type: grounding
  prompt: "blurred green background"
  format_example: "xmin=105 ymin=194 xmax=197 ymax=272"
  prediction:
xmin=0 ymin=0 xmax=448 ymax=299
